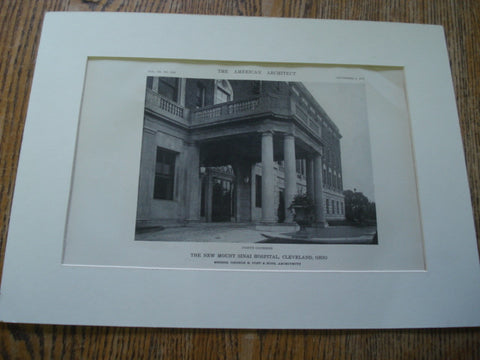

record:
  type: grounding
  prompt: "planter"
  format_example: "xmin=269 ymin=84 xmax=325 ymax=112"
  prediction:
xmin=292 ymin=205 xmax=314 ymax=235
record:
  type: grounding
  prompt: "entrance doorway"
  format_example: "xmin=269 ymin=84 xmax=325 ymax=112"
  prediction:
xmin=211 ymin=178 xmax=234 ymax=222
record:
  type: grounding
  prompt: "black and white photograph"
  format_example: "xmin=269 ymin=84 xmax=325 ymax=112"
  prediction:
xmin=135 ymin=76 xmax=377 ymax=245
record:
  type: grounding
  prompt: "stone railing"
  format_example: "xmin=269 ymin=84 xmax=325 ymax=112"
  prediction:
xmin=294 ymin=101 xmax=321 ymax=136
xmin=145 ymin=88 xmax=323 ymax=139
xmin=191 ymin=97 xmax=260 ymax=123
xmin=145 ymin=88 xmax=184 ymax=118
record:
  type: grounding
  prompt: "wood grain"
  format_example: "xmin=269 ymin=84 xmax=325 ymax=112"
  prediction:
xmin=1 ymin=0 xmax=479 ymax=359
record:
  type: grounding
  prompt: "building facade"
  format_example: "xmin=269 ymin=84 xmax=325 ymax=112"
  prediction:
xmin=136 ymin=77 xmax=345 ymax=229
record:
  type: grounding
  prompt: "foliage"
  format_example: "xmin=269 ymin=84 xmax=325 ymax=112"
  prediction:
xmin=288 ymin=192 xmax=315 ymax=211
xmin=288 ymin=192 xmax=315 ymax=228
xmin=343 ymin=189 xmax=376 ymax=224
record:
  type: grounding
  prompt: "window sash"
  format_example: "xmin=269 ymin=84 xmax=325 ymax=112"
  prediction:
xmin=154 ymin=148 xmax=176 ymax=200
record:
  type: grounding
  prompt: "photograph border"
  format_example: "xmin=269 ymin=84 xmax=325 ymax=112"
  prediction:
xmin=62 ymin=59 xmax=423 ymax=272
xmin=1 ymin=13 xmax=479 ymax=328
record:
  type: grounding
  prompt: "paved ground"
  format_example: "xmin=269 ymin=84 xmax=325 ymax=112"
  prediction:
xmin=136 ymin=223 xmax=377 ymax=244
xmin=260 ymin=225 xmax=377 ymax=244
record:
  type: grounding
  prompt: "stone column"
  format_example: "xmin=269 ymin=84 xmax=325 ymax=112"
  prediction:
xmin=205 ymin=172 xmax=213 ymax=222
xmin=283 ymin=134 xmax=297 ymax=223
xmin=152 ymin=77 xmax=159 ymax=91
xmin=179 ymin=78 xmax=187 ymax=106
xmin=314 ymin=154 xmax=327 ymax=227
xmin=261 ymin=131 xmax=275 ymax=224
xmin=233 ymin=164 xmax=242 ymax=223
xmin=234 ymin=163 xmax=252 ymax=223
xmin=306 ymin=157 xmax=315 ymax=201
xmin=185 ymin=142 xmax=201 ymax=222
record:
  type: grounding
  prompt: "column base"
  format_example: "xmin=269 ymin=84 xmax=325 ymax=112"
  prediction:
xmin=260 ymin=219 xmax=276 ymax=224
xmin=184 ymin=219 xmax=202 ymax=224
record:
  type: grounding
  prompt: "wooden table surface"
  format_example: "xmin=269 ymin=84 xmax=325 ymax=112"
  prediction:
xmin=1 ymin=0 xmax=479 ymax=358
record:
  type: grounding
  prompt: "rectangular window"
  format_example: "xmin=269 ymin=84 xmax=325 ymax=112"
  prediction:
xmin=196 ymin=83 xmax=206 ymax=108
xmin=296 ymin=159 xmax=305 ymax=177
xmin=255 ymin=175 xmax=262 ymax=208
xmin=326 ymin=199 xmax=329 ymax=214
xmin=200 ymin=177 xmax=206 ymax=217
xmin=154 ymin=147 xmax=176 ymax=200
xmin=252 ymin=81 xmax=261 ymax=94
xmin=157 ymin=77 xmax=178 ymax=102
xmin=146 ymin=76 xmax=154 ymax=90
xmin=296 ymin=159 xmax=305 ymax=176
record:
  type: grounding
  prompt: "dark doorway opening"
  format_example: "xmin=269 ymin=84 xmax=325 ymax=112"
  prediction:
xmin=212 ymin=178 xmax=234 ymax=222
xmin=277 ymin=190 xmax=285 ymax=223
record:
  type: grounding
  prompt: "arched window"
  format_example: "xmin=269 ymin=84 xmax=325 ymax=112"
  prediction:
xmin=214 ymin=80 xmax=233 ymax=104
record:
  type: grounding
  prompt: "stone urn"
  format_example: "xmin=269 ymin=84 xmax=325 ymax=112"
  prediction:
xmin=289 ymin=193 xmax=315 ymax=236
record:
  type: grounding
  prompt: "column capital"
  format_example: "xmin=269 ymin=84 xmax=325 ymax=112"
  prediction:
xmin=261 ymin=130 xmax=275 ymax=137
xmin=305 ymin=151 xmax=323 ymax=161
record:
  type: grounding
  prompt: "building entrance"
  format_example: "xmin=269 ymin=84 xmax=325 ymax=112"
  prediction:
xmin=211 ymin=178 xmax=234 ymax=222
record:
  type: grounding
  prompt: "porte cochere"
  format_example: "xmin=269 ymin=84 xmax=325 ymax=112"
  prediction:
xmin=136 ymin=78 xmax=345 ymax=230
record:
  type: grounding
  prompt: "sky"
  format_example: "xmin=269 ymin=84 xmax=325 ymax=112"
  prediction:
xmin=304 ymin=82 xmax=376 ymax=202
